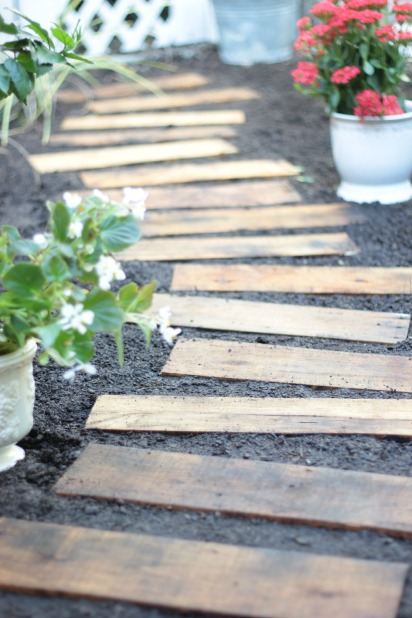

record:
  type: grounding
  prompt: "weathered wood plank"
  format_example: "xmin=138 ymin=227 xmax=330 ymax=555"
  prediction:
xmin=56 ymin=443 xmax=412 ymax=539
xmin=146 ymin=293 xmax=409 ymax=343
xmin=120 ymin=232 xmax=358 ymax=261
xmin=89 ymin=87 xmax=260 ymax=114
xmin=29 ymin=139 xmax=237 ymax=174
xmin=81 ymin=159 xmax=300 ymax=188
xmin=0 ymin=517 xmax=406 ymax=618
xmin=86 ymin=395 xmax=412 ymax=437
xmin=61 ymin=110 xmax=246 ymax=131
xmin=141 ymin=204 xmax=365 ymax=237
xmin=58 ymin=72 xmax=210 ymax=103
xmin=49 ymin=126 xmax=237 ymax=147
xmin=161 ymin=338 xmax=412 ymax=393
xmin=171 ymin=264 xmax=412 ymax=294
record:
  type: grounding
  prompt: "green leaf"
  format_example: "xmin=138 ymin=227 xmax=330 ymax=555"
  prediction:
xmin=52 ymin=201 xmax=70 ymax=241
xmin=35 ymin=323 xmax=61 ymax=348
xmin=4 ymin=58 xmax=33 ymax=102
xmin=118 ymin=282 xmax=140 ymax=310
xmin=100 ymin=214 xmax=140 ymax=252
xmin=11 ymin=10 xmax=53 ymax=46
xmin=2 ymin=38 xmax=30 ymax=50
xmin=134 ymin=281 xmax=156 ymax=312
xmin=43 ymin=254 xmax=71 ymax=282
xmin=2 ymin=225 xmax=20 ymax=244
xmin=83 ymin=289 xmax=124 ymax=332
xmin=3 ymin=263 xmax=45 ymax=295
xmin=65 ymin=52 xmax=93 ymax=64
xmin=0 ymin=66 xmax=10 ymax=94
xmin=363 ymin=61 xmax=375 ymax=76
xmin=51 ymin=25 xmax=76 ymax=49
xmin=0 ymin=16 xmax=18 ymax=35
xmin=71 ymin=335 xmax=94 ymax=363
xmin=13 ymin=239 xmax=38 ymax=256
xmin=35 ymin=44 xmax=65 ymax=66
xmin=359 ymin=43 xmax=368 ymax=61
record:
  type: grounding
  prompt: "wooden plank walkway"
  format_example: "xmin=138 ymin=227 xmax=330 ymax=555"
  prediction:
xmin=86 ymin=395 xmax=412 ymax=437
xmin=0 ymin=517 xmax=406 ymax=618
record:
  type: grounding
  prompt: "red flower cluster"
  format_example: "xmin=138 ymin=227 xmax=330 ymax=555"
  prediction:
xmin=354 ymin=90 xmax=404 ymax=117
xmin=331 ymin=66 xmax=361 ymax=84
xmin=291 ymin=61 xmax=319 ymax=86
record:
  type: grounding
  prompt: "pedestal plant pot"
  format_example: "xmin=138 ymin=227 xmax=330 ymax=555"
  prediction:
xmin=0 ymin=340 xmax=36 ymax=472
xmin=330 ymin=101 xmax=412 ymax=205
xmin=211 ymin=0 xmax=299 ymax=66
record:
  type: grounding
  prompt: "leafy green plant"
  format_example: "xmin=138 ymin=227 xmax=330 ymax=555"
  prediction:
xmin=0 ymin=189 xmax=180 ymax=379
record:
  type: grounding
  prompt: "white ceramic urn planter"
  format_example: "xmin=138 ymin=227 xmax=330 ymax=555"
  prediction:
xmin=330 ymin=101 xmax=412 ymax=205
xmin=0 ymin=340 xmax=36 ymax=472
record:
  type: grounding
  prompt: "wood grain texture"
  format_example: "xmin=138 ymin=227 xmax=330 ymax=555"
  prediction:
xmin=29 ymin=139 xmax=237 ymax=174
xmin=146 ymin=293 xmax=409 ymax=343
xmin=86 ymin=395 xmax=412 ymax=437
xmin=0 ymin=517 xmax=406 ymax=618
xmin=120 ymin=232 xmax=359 ymax=261
xmin=141 ymin=203 xmax=365 ymax=237
xmin=161 ymin=338 xmax=412 ymax=393
xmin=56 ymin=443 xmax=412 ymax=539
xmin=89 ymin=87 xmax=260 ymax=114
xmin=61 ymin=110 xmax=246 ymax=131
xmin=171 ymin=264 xmax=412 ymax=294
xmin=58 ymin=72 xmax=210 ymax=103
xmin=49 ymin=126 xmax=237 ymax=147
xmin=81 ymin=159 xmax=300 ymax=188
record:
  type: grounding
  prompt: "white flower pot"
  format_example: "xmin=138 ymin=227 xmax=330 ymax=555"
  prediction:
xmin=0 ymin=340 xmax=36 ymax=472
xmin=330 ymin=101 xmax=412 ymax=204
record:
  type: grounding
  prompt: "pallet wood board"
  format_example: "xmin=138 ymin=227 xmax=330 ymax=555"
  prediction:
xmin=161 ymin=338 xmax=412 ymax=393
xmin=171 ymin=264 xmax=412 ymax=294
xmin=146 ymin=293 xmax=409 ymax=344
xmin=141 ymin=203 xmax=365 ymax=237
xmin=120 ymin=232 xmax=359 ymax=261
xmin=81 ymin=159 xmax=300 ymax=188
xmin=86 ymin=395 xmax=412 ymax=437
xmin=0 ymin=518 xmax=406 ymax=618
xmin=49 ymin=126 xmax=238 ymax=147
xmin=61 ymin=110 xmax=246 ymax=131
xmin=58 ymin=72 xmax=210 ymax=103
xmin=56 ymin=443 xmax=412 ymax=539
xmin=89 ymin=87 xmax=260 ymax=114
xmin=29 ymin=139 xmax=237 ymax=174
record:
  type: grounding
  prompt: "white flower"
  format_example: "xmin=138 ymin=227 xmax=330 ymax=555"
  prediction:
xmin=33 ymin=233 xmax=48 ymax=248
xmin=63 ymin=192 xmax=82 ymax=209
xmin=122 ymin=187 xmax=148 ymax=221
xmin=92 ymin=189 xmax=110 ymax=203
xmin=59 ymin=303 xmax=95 ymax=335
xmin=95 ymin=256 xmax=126 ymax=291
xmin=160 ymin=326 xmax=182 ymax=346
xmin=158 ymin=306 xmax=171 ymax=328
xmin=63 ymin=363 xmax=97 ymax=382
xmin=68 ymin=220 xmax=83 ymax=239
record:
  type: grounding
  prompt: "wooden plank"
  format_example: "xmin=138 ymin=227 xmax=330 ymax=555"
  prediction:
xmin=0 ymin=518 xmax=406 ymax=618
xmin=61 ymin=110 xmax=246 ymax=131
xmin=161 ymin=338 xmax=412 ymax=393
xmin=89 ymin=87 xmax=260 ymax=114
xmin=86 ymin=395 xmax=412 ymax=437
xmin=56 ymin=443 xmax=412 ymax=539
xmin=172 ymin=264 xmax=412 ymax=294
xmin=58 ymin=72 xmax=210 ymax=103
xmin=29 ymin=139 xmax=237 ymax=174
xmin=49 ymin=126 xmax=237 ymax=147
xmin=141 ymin=204 xmax=365 ymax=237
xmin=120 ymin=232 xmax=359 ymax=261
xmin=100 ymin=179 xmax=302 ymax=209
xmin=82 ymin=159 xmax=300 ymax=189
xmin=146 ymin=293 xmax=409 ymax=344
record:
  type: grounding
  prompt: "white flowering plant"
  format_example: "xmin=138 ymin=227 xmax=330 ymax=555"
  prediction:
xmin=0 ymin=188 xmax=180 ymax=379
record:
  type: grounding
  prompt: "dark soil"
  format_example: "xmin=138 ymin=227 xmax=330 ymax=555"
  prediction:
xmin=1 ymin=43 xmax=412 ymax=618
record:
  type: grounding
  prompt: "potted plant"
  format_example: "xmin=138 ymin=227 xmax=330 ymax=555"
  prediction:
xmin=0 ymin=189 xmax=180 ymax=473
xmin=292 ymin=0 xmax=412 ymax=204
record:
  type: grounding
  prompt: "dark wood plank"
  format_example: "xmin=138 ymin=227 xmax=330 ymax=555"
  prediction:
xmin=0 ymin=517 xmax=406 ymax=618
xmin=56 ymin=444 xmax=412 ymax=538
xmin=161 ymin=338 xmax=412 ymax=393
xmin=86 ymin=395 xmax=412 ymax=437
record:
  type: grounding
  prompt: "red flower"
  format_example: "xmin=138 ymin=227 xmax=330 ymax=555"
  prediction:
xmin=311 ymin=1 xmax=339 ymax=19
xmin=393 ymin=2 xmax=412 ymax=14
xmin=374 ymin=24 xmax=397 ymax=41
xmin=346 ymin=0 xmax=388 ymax=8
xmin=291 ymin=61 xmax=319 ymax=86
xmin=356 ymin=9 xmax=385 ymax=22
xmin=331 ymin=66 xmax=361 ymax=84
xmin=354 ymin=89 xmax=383 ymax=116
xmin=398 ymin=30 xmax=412 ymax=42
xmin=297 ymin=16 xmax=311 ymax=31
xmin=382 ymin=94 xmax=404 ymax=115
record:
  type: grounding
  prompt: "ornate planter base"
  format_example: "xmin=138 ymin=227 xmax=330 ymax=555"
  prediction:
xmin=337 ymin=180 xmax=412 ymax=205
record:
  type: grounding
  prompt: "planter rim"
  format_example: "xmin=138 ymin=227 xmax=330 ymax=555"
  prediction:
xmin=331 ymin=100 xmax=412 ymax=123
xmin=0 ymin=339 xmax=37 ymax=370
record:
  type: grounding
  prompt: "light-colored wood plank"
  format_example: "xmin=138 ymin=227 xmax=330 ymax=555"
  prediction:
xmin=120 ymin=232 xmax=358 ymax=261
xmin=172 ymin=264 xmax=412 ymax=294
xmin=100 ymin=179 xmax=301 ymax=209
xmin=89 ymin=87 xmax=260 ymax=114
xmin=0 ymin=517 xmax=406 ymax=618
xmin=147 ymin=293 xmax=409 ymax=344
xmin=49 ymin=126 xmax=237 ymax=147
xmin=56 ymin=443 xmax=412 ymax=539
xmin=162 ymin=338 xmax=412 ymax=393
xmin=81 ymin=159 xmax=300 ymax=189
xmin=61 ymin=110 xmax=246 ymax=131
xmin=58 ymin=72 xmax=210 ymax=103
xmin=141 ymin=204 xmax=365 ymax=237
xmin=86 ymin=395 xmax=412 ymax=437
xmin=29 ymin=139 xmax=237 ymax=174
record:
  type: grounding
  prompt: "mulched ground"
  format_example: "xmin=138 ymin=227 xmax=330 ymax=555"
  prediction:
xmin=0 ymin=43 xmax=412 ymax=618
